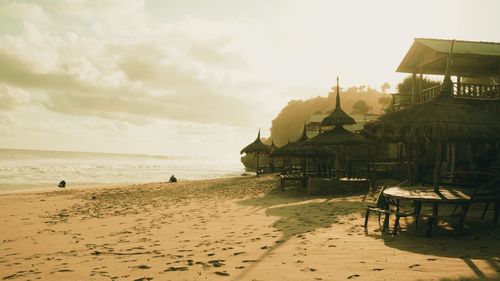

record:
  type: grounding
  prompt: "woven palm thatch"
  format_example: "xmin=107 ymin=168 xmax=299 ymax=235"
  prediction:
xmin=306 ymin=125 xmax=367 ymax=146
xmin=321 ymin=77 xmax=355 ymax=127
xmin=272 ymin=124 xmax=309 ymax=157
xmin=362 ymin=83 xmax=500 ymax=143
xmin=240 ymin=130 xmax=271 ymax=155
xmin=288 ymin=142 xmax=336 ymax=158
xmin=271 ymin=140 xmax=290 ymax=157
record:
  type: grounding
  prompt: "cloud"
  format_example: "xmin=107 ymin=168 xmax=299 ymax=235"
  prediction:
xmin=0 ymin=84 xmax=31 ymax=110
xmin=0 ymin=50 xmax=256 ymax=126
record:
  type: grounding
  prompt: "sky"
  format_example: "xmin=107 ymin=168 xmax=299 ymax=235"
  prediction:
xmin=0 ymin=0 xmax=499 ymax=159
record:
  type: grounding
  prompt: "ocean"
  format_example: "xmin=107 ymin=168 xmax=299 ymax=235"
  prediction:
xmin=0 ymin=148 xmax=244 ymax=193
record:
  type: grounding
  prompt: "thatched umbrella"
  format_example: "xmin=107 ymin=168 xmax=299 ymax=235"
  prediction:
xmin=304 ymin=78 xmax=367 ymax=177
xmin=306 ymin=125 xmax=367 ymax=177
xmin=362 ymin=41 xmax=500 ymax=191
xmin=240 ymin=129 xmax=271 ymax=175
xmin=307 ymin=125 xmax=366 ymax=146
xmin=291 ymin=144 xmax=337 ymax=158
xmin=321 ymin=77 xmax=355 ymax=130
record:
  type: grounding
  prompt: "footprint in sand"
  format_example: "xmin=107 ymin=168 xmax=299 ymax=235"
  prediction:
xmin=215 ymin=271 xmax=230 ymax=276
xmin=233 ymin=252 xmax=246 ymax=256
xmin=427 ymin=258 xmax=437 ymax=261
xmin=208 ymin=260 xmax=225 ymax=267
xmin=164 ymin=266 xmax=189 ymax=272
xmin=347 ymin=274 xmax=360 ymax=279
xmin=372 ymin=268 xmax=384 ymax=271
xmin=409 ymin=264 xmax=420 ymax=268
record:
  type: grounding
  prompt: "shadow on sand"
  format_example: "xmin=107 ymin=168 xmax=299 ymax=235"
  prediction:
xmin=366 ymin=202 xmax=500 ymax=280
xmin=236 ymin=179 xmax=500 ymax=280
xmin=235 ymin=185 xmax=368 ymax=279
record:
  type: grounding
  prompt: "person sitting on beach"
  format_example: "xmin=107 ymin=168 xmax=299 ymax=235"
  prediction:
xmin=169 ymin=175 xmax=177 ymax=183
xmin=58 ymin=180 xmax=66 ymax=188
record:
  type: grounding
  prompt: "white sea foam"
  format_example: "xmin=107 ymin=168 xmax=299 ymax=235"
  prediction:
xmin=0 ymin=149 xmax=244 ymax=192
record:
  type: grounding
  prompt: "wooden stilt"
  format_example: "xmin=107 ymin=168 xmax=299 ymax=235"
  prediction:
xmin=434 ymin=142 xmax=443 ymax=192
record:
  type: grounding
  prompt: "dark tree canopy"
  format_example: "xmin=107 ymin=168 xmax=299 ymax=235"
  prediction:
xmin=397 ymin=75 xmax=440 ymax=94
xmin=351 ymin=100 xmax=372 ymax=115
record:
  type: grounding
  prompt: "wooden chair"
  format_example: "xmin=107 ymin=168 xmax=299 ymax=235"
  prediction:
xmin=364 ymin=185 xmax=392 ymax=232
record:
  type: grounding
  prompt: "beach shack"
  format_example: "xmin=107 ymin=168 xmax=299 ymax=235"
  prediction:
xmin=363 ymin=39 xmax=500 ymax=237
xmin=394 ymin=38 xmax=500 ymax=180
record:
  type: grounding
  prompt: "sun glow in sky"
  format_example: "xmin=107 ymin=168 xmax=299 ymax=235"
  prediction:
xmin=1 ymin=0 xmax=499 ymax=159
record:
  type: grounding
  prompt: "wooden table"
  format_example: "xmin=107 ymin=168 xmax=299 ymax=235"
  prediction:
xmin=383 ymin=186 xmax=472 ymax=202
xmin=382 ymin=186 xmax=474 ymax=236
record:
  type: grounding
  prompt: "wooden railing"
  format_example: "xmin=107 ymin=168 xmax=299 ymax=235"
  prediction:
xmin=454 ymin=83 xmax=499 ymax=100
xmin=417 ymin=83 xmax=499 ymax=103
xmin=418 ymin=85 xmax=441 ymax=103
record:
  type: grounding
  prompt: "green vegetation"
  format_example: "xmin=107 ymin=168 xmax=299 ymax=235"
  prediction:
xmin=397 ymin=75 xmax=440 ymax=94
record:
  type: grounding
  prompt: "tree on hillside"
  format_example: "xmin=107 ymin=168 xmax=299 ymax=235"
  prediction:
xmin=397 ymin=75 xmax=440 ymax=94
xmin=380 ymin=82 xmax=390 ymax=93
xmin=351 ymin=100 xmax=372 ymax=115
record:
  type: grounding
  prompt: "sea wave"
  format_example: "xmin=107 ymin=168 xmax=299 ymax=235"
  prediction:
xmin=0 ymin=148 xmax=244 ymax=192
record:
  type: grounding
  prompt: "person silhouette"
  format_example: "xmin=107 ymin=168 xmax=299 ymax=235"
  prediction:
xmin=169 ymin=175 xmax=177 ymax=183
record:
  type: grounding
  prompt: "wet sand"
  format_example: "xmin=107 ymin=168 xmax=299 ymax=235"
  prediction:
xmin=0 ymin=175 xmax=499 ymax=280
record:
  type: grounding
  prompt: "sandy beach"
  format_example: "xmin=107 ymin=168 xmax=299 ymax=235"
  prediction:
xmin=0 ymin=175 xmax=499 ymax=281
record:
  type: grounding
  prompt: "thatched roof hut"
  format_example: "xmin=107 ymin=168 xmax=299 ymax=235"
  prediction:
xmin=289 ymin=143 xmax=337 ymax=158
xmin=321 ymin=77 xmax=355 ymax=127
xmin=306 ymin=125 xmax=367 ymax=146
xmin=362 ymin=92 xmax=500 ymax=143
xmin=364 ymin=43 xmax=500 ymax=144
xmin=363 ymin=41 xmax=500 ymax=190
xmin=240 ymin=129 xmax=271 ymax=155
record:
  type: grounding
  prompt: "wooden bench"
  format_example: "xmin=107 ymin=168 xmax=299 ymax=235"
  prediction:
xmin=280 ymin=174 xmax=307 ymax=191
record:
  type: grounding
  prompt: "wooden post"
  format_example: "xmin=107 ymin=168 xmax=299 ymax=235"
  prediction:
xmin=406 ymin=143 xmax=414 ymax=185
xmin=433 ymin=142 xmax=443 ymax=192
xmin=411 ymin=72 xmax=417 ymax=104
xmin=335 ymin=146 xmax=340 ymax=178
xmin=451 ymin=143 xmax=456 ymax=173
xmin=419 ymin=68 xmax=423 ymax=99
xmin=256 ymin=153 xmax=260 ymax=176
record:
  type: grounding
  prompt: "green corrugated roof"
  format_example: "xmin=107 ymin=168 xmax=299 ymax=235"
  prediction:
xmin=416 ymin=38 xmax=500 ymax=57
xmin=397 ymin=38 xmax=500 ymax=75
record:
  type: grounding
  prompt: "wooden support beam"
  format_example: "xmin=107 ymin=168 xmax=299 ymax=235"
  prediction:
xmin=411 ymin=72 xmax=417 ymax=104
xmin=433 ymin=142 xmax=443 ymax=192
